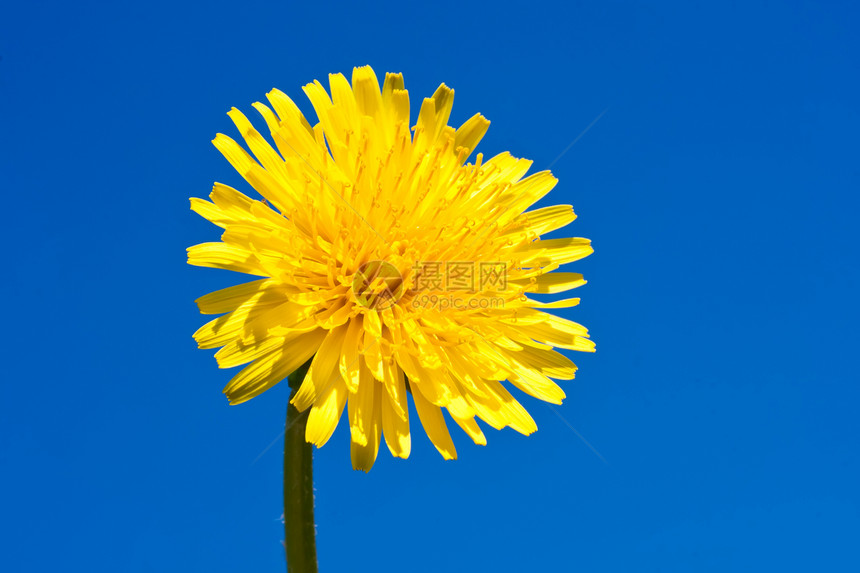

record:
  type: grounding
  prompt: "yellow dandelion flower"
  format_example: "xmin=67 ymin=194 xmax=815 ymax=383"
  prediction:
xmin=188 ymin=66 xmax=595 ymax=472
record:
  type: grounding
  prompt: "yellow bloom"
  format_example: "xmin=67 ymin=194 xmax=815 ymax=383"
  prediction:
xmin=189 ymin=66 xmax=595 ymax=471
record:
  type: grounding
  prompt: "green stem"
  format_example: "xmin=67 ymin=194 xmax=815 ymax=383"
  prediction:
xmin=284 ymin=360 xmax=318 ymax=573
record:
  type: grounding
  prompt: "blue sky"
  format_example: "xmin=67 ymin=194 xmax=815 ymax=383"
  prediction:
xmin=1 ymin=1 xmax=858 ymax=571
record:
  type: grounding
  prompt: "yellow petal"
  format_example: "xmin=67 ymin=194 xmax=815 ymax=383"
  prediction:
xmin=381 ymin=362 xmax=408 ymax=421
xmin=510 ymin=272 xmax=586 ymax=294
xmin=430 ymin=83 xmax=455 ymax=140
xmin=465 ymin=380 xmax=537 ymax=436
xmin=292 ymin=324 xmax=348 ymax=411
xmin=194 ymin=279 xmax=277 ymax=315
xmin=512 ymin=204 xmax=577 ymax=237
xmin=451 ymin=415 xmax=487 ymax=446
xmin=507 ymin=365 xmax=567 ymax=404
xmin=381 ymin=387 xmax=411 ymax=459
xmin=349 ymin=364 xmax=381 ymax=471
xmin=454 ymin=113 xmax=490 ymax=160
xmin=223 ymin=329 xmax=326 ymax=405
xmin=339 ymin=317 xmax=364 ymax=393
xmin=347 ymin=361 xmax=375 ymax=447
xmin=352 ymin=66 xmax=384 ymax=124
xmin=193 ymin=291 xmax=282 ymax=349
xmin=522 ymin=297 xmax=581 ymax=310
xmin=306 ymin=377 xmax=348 ymax=447
xmin=186 ymin=242 xmax=266 ymax=276
xmin=362 ymin=336 xmax=386 ymax=382
xmin=211 ymin=134 xmax=292 ymax=211
xmin=514 ymin=237 xmax=593 ymax=266
xmin=411 ymin=383 xmax=457 ymax=460
xmin=409 ymin=361 xmax=454 ymax=407
xmin=226 ymin=107 xmax=290 ymax=184
xmin=215 ymin=335 xmax=284 ymax=369
xmin=266 ymin=88 xmax=313 ymax=132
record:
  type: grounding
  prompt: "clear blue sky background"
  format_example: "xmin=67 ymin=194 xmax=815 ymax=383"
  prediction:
xmin=1 ymin=1 xmax=858 ymax=571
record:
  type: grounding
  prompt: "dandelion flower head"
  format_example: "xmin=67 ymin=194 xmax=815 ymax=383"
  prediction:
xmin=189 ymin=66 xmax=595 ymax=471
